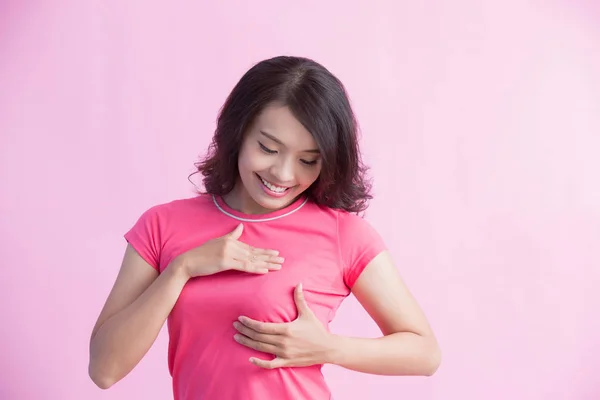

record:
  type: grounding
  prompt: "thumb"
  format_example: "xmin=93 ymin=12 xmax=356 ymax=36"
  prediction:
xmin=225 ymin=223 xmax=243 ymax=240
xmin=294 ymin=283 xmax=309 ymax=315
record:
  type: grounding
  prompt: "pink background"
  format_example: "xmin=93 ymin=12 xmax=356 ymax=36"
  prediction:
xmin=1 ymin=1 xmax=599 ymax=399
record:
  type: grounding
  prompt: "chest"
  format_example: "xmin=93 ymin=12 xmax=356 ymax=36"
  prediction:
xmin=170 ymin=237 xmax=349 ymax=328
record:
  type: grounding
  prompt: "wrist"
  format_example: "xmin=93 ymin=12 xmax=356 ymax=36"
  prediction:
xmin=324 ymin=333 xmax=347 ymax=365
xmin=166 ymin=256 xmax=191 ymax=282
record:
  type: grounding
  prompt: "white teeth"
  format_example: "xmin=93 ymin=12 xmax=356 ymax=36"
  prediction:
xmin=259 ymin=176 xmax=287 ymax=193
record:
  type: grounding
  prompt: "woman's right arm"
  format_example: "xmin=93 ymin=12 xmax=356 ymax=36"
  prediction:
xmin=88 ymin=244 xmax=189 ymax=389
xmin=88 ymin=223 xmax=283 ymax=389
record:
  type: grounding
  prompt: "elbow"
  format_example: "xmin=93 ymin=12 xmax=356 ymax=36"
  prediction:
xmin=88 ymin=362 xmax=118 ymax=390
xmin=423 ymin=342 xmax=442 ymax=376
xmin=88 ymin=340 xmax=122 ymax=389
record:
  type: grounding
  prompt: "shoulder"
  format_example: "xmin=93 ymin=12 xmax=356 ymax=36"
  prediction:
xmin=304 ymin=203 xmax=383 ymax=249
xmin=302 ymin=202 xmax=380 ymax=235
xmin=336 ymin=210 xmax=384 ymax=256
xmin=124 ymin=194 xmax=214 ymax=267
xmin=136 ymin=194 xmax=212 ymax=219
xmin=127 ymin=194 xmax=214 ymax=236
xmin=336 ymin=208 xmax=379 ymax=235
xmin=326 ymin=208 xmax=387 ymax=288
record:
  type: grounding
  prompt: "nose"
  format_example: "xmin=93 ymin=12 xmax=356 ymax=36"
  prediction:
xmin=270 ymin=157 xmax=295 ymax=184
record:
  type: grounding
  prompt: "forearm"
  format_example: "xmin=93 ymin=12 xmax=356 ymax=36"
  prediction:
xmin=327 ymin=332 xmax=441 ymax=376
xmin=89 ymin=264 xmax=189 ymax=388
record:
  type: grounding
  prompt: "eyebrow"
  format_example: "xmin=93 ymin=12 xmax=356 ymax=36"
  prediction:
xmin=260 ymin=130 xmax=320 ymax=154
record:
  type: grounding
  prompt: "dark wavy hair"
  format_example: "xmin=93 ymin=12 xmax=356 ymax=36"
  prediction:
xmin=193 ymin=55 xmax=372 ymax=214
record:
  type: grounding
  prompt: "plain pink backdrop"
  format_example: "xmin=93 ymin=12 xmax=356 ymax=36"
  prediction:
xmin=1 ymin=1 xmax=599 ymax=399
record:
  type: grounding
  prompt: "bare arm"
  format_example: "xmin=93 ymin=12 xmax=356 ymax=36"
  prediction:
xmin=232 ymin=250 xmax=440 ymax=376
xmin=329 ymin=250 xmax=441 ymax=376
xmin=88 ymin=224 xmax=283 ymax=389
xmin=88 ymin=244 xmax=189 ymax=389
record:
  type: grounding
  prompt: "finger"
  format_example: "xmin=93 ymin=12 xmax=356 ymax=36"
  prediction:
xmin=233 ymin=321 xmax=281 ymax=345
xmin=227 ymin=259 xmax=269 ymax=274
xmin=231 ymin=249 xmax=282 ymax=273
xmin=251 ymin=253 xmax=285 ymax=265
xmin=250 ymin=357 xmax=287 ymax=369
xmin=238 ymin=316 xmax=287 ymax=335
xmin=241 ymin=258 xmax=273 ymax=274
xmin=234 ymin=334 xmax=278 ymax=355
xmin=252 ymin=247 xmax=280 ymax=257
xmin=236 ymin=248 xmax=284 ymax=265
xmin=294 ymin=283 xmax=310 ymax=316
xmin=228 ymin=248 xmax=269 ymax=273
xmin=240 ymin=242 xmax=280 ymax=257
xmin=248 ymin=258 xmax=284 ymax=271
xmin=224 ymin=223 xmax=244 ymax=240
xmin=230 ymin=244 xmax=277 ymax=265
xmin=250 ymin=260 xmax=282 ymax=271
xmin=265 ymin=261 xmax=283 ymax=271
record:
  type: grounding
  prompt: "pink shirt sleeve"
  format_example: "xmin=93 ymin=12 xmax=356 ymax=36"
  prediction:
xmin=337 ymin=211 xmax=387 ymax=288
xmin=123 ymin=206 xmax=162 ymax=271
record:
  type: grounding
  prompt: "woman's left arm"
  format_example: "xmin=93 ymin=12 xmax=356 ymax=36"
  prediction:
xmin=233 ymin=250 xmax=441 ymax=376
xmin=327 ymin=250 xmax=441 ymax=376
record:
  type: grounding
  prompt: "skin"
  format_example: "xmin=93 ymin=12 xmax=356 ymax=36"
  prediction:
xmin=88 ymin=103 xmax=440 ymax=390
xmin=223 ymin=103 xmax=322 ymax=215
xmin=227 ymin=105 xmax=441 ymax=372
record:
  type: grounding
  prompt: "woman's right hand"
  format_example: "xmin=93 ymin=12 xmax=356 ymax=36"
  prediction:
xmin=171 ymin=223 xmax=284 ymax=279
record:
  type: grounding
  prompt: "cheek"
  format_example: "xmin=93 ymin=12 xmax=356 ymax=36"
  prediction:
xmin=237 ymin=152 xmax=250 ymax=175
xmin=238 ymin=144 xmax=258 ymax=168
xmin=299 ymin=166 xmax=321 ymax=186
xmin=239 ymin=149 xmax=270 ymax=174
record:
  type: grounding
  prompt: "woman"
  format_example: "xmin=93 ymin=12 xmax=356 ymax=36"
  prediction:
xmin=88 ymin=56 xmax=441 ymax=400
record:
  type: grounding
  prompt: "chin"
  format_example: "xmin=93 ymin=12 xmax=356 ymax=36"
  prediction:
xmin=253 ymin=189 xmax=295 ymax=207
xmin=239 ymin=172 xmax=308 ymax=212
xmin=253 ymin=196 xmax=286 ymax=210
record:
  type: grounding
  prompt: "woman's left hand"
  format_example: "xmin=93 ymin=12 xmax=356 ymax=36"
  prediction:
xmin=233 ymin=283 xmax=335 ymax=369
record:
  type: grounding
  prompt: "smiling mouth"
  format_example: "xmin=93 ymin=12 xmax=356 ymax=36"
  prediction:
xmin=256 ymin=173 xmax=292 ymax=193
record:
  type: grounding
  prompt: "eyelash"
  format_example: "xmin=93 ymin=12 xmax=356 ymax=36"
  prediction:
xmin=259 ymin=142 xmax=277 ymax=154
xmin=258 ymin=142 xmax=318 ymax=167
xmin=301 ymin=159 xmax=318 ymax=166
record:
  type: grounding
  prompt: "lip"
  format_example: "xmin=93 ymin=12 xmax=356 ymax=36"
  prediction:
xmin=256 ymin=173 xmax=293 ymax=189
xmin=256 ymin=173 xmax=294 ymax=198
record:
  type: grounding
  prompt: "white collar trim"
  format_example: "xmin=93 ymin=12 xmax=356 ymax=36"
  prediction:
xmin=212 ymin=195 xmax=308 ymax=222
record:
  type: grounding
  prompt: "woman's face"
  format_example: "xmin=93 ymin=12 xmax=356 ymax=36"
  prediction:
xmin=234 ymin=104 xmax=322 ymax=214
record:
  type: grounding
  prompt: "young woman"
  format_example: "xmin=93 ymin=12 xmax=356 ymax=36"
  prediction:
xmin=88 ymin=56 xmax=441 ymax=400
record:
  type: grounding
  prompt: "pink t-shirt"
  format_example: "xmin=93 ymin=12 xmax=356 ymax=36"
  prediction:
xmin=124 ymin=193 xmax=386 ymax=400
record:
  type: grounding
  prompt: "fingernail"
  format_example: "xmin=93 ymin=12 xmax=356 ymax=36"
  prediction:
xmin=234 ymin=334 xmax=240 ymax=341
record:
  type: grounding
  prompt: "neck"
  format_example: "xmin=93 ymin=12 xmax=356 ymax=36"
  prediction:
xmin=222 ymin=180 xmax=304 ymax=215
xmin=222 ymin=182 xmax=269 ymax=215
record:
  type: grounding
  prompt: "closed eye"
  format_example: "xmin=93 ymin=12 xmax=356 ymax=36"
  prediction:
xmin=258 ymin=142 xmax=277 ymax=154
xmin=300 ymin=159 xmax=318 ymax=166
